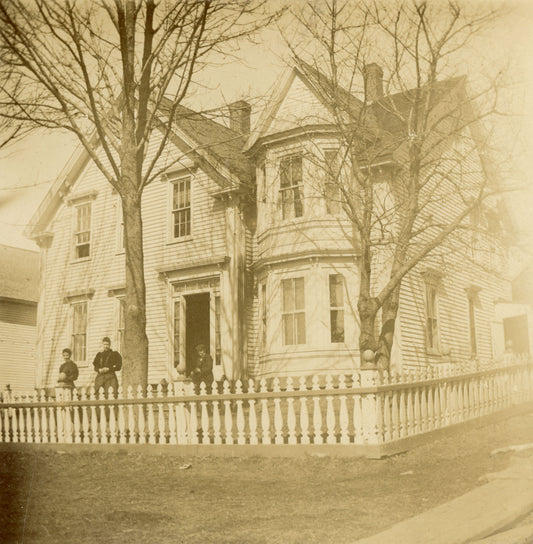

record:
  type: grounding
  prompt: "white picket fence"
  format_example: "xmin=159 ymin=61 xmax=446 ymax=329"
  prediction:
xmin=1 ymin=356 xmax=532 ymax=448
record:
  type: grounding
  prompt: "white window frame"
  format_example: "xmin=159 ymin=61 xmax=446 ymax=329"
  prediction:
xmin=425 ymin=282 xmax=440 ymax=354
xmin=73 ymin=201 xmax=92 ymax=260
xmin=329 ymin=274 xmax=345 ymax=343
xmin=170 ymin=175 xmax=192 ymax=240
xmin=71 ymin=300 xmax=88 ymax=363
xmin=324 ymin=149 xmax=342 ymax=215
xmin=279 ymin=154 xmax=304 ymax=220
xmin=281 ymin=276 xmax=306 ymax=345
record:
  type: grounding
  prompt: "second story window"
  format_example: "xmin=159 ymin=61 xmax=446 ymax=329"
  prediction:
xmin=282 ymin=277 xmax=306 ymax=345
xmin=74 ymin=202 xmax=91 ymax=259
xmin=172 ymin=177 xmax=191 ymax=238
xmin=280 ymin=155 xmax=303 ymax=220
xmin=324 ymin=149 xmax=341 ymax=215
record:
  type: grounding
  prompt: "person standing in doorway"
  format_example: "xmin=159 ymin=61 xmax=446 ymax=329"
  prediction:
xmin=93 ymin=337 xmax=122 ymax=397
xmin=190 ymin=343 xmax=214 ymax=393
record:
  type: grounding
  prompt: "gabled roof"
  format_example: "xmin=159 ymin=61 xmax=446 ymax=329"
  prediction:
xmin=27 ymin=101 xmax=251 ymax=238
xmin=0 ymin=244 xmax=39 ymax=302
xmin=245 ymin=58 xmax=468 ymax=156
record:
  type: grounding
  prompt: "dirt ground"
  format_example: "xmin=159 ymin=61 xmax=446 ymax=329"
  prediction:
xmin=2 ymin=412 xmax=533 ymax=544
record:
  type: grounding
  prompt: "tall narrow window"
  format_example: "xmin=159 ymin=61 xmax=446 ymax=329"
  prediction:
xmin=215 ymin=295 xmax=221 ymax=366
xmin=282 ymin=277 xmax=306 ymax=345
xmin=261 ymin=283 xmax=267 ymax=349
xmin=324 ymin=150 xmax=341 ymax=215
xmin=280 ymin=155 xmax=303 ymax=220
xmin=468 ymin=297 xmax=477 ymax=356
xmin=172 ymin=177 xmax=191 ymax=238
xmin=329 ymin=274 xmax=345 ymax=343
xmin=425 ymin=284 xmax=439 ymax=351
xmin=173 ymin=299 xmax=180 ymax=368
xmin=72 ymin=301 xmax=87 ymax=362
xmin=117 ymin=198 xmax=124 ymax=252
xmin=117 ymin=297 xmax=125 ymax=355
xmin=74 ymin=203 xmax=91 ymax=258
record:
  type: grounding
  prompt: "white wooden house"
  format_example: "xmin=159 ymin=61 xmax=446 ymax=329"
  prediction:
xmin=0 ymin=244 xmax=38 ymax=390
xmin=26 ymin=63 xmax=529 ymax=389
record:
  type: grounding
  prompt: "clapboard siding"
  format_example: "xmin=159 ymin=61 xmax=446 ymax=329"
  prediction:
xmin=38 ymin=129 xmax=228 ymax=388
xmin=0 ymin=322 xmax=37 ymax=390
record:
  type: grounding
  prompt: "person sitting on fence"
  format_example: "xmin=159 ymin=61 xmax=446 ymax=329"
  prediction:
xmin=93 ymin=337 xmax=122 ymax=398
xmin=57 ymin=348 xmax=79 ymax=389
xmin=190 ymin=344 xmax=213 ymax=393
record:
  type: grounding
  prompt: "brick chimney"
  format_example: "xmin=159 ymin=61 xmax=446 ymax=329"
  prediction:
xmin=228 ymin=100 xmax=251 ymax=135
xmin=363 ymin=63 xmax=383 ymax=103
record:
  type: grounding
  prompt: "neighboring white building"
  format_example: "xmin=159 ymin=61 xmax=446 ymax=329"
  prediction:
xmin=0 ymin=244 xmax=38 ymax=390
xmin=26 ymin=62 xmax=529 ymax=389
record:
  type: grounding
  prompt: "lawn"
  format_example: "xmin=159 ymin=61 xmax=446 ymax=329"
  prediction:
xmin=2 ymin=411 xmax=533 ymax=544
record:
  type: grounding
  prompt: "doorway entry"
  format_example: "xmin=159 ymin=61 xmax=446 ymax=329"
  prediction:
xmin=503 ymin=314 xmax=530 ymax=356
xmin=184 ymin=292 xmax=210 ymax=375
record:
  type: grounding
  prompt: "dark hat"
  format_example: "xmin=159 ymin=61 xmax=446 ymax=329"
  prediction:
xmin=102 ymin=336 xmax=111 ymax=343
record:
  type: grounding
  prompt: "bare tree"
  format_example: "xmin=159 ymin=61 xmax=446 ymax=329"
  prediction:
xmin=286 ymin=0 xmax=516 ymax=370
xmin=0 ymin=0 xmax=277 ymax=389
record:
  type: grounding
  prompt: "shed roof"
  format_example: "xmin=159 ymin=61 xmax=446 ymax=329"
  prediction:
xmin=0 ymin=244 xmax=39 ymax=302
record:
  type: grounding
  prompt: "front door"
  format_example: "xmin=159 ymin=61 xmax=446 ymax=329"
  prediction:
xmin=184 ymin=292 xmax=210 ymax=376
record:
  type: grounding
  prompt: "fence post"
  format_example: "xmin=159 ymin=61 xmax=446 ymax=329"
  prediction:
xmin=360 ymin=368 xmax=382 ymax=445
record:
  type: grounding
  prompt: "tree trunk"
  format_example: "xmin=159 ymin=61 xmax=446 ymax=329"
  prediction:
xmin=357 ymin=295 xmax=378 ymax=368
xmin=121 ymin=190 xmax=149 ymax=391
xmin=375 ymin=286 xmax=401 ymax=371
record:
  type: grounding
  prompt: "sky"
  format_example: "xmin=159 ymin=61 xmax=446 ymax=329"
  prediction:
xmin=0 ymin=1 xmax=532 ymax=253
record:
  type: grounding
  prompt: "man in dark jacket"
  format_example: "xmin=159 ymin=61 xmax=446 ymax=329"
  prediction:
xmin=93 ymin=337 xmax=122 ymax=397
xmin=57 ymin=348 xmax=79 ymax=389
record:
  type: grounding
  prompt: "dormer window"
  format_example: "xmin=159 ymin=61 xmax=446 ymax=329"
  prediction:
xmin=74 ymin=202 xmax=91 ymax=259
xmin=280 ymin=155 xmax=303 ymax=220
xmin=172 ymin=176 xmax=191 ymax=238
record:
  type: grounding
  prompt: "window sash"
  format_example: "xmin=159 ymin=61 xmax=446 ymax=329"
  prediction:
xmin=280 ymin=156 xmax=303 ymax=219
xmin=324 ymin=150 xmax=342 ymax=215
xmin=468 ymin=298 xmax=477 ymax=355
xmin=117 ymin=298 xmax=125 ymax=355
xmin=71 ymin=302 xmax=87 ymax=362
xmin=282 ymin=278 xmax=305 ymax=345
xmin=425 ymin=285 xmax=439 ymax=350
xmin=172 ymin=177 xmax=191 ymax=238
xmin=329 ymin=275 xmax=345 ymax=343
xmin=173 ymin=299 xmax=180 ymax=368
xmin=75 ymin=203 xmax=91 ymax=258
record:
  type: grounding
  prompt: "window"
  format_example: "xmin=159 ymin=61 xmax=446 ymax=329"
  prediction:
xmin=324 ymin=150 xmax=341 ymax=215
xmin=172 ymin=177 xmax=191 ymax=238
xmin=117 ymin=198 xmax=124 ymax=252
xmin=425 ymin=284 xmax=439 ymax=351
xmin=74 ymin=203 xmax=91 ymax=258
xmin=173 ymin=299 xmax=180 ymax=368
xmin=260 ymin=283 xmax=267 ymax=349
xmin=468 ymin=297 xmax=477 ymax=356
xmin=215 ymin=295 xmax=221 ymax=366
xmin=117 ymin=297 xmax=125 ymax=355
xmin=329 ymin=274 xmax=345 ymax=343
xmin=72 ymin=301 xmax=87 ymax=362
xmin=280 ymin=155 xmax=303 ymax=219
xmin=282 ymin=277 xmax=305 ymax=345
